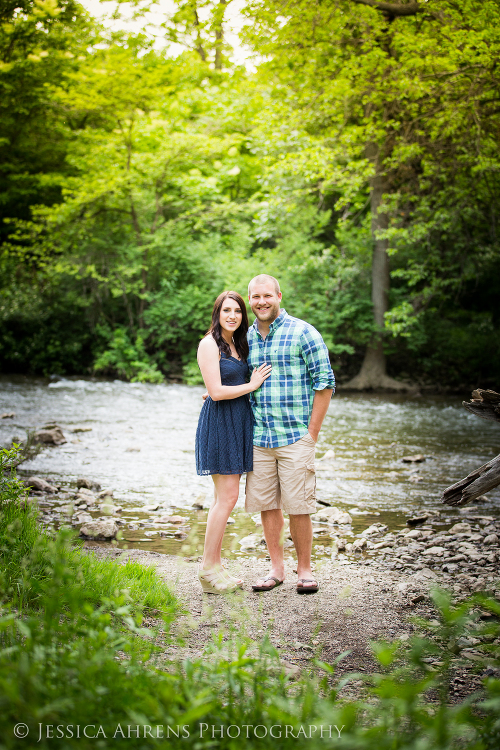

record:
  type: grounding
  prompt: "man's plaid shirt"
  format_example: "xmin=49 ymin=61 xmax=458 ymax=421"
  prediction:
xmin=247 ymin=309 xmax=335 ymax=448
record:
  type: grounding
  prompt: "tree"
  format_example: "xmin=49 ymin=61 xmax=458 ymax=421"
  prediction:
xmin=164 ymin=0 xmax=233 ymax=70
xmin=244 ymin=0 xmax=500 ymax=388
xmin=0 ymin=0 xmax=91 ymax=247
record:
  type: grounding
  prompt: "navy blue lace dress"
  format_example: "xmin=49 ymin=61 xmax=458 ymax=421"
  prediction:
xmin=195 ymin=351 xmax=254 ymax=476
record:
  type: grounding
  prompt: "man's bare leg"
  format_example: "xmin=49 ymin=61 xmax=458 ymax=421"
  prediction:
xmin=289 ymin=513 xmax=314 ymax=583
xmin=253 ymin=508 xmax=286 ymax=589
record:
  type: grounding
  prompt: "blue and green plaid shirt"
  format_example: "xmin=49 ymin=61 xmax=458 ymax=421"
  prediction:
xmin=247 ymin=309 xmax=335 ymax=448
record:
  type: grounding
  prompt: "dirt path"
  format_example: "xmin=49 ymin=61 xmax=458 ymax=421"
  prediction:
xmin=86 ymin=546 xmax=427 ymax=677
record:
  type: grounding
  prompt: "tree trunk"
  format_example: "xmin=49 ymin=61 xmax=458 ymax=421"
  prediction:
xmin=342 ymin=143 xmax=409 ymax=390
xmin=213 ymin=0 xmax=228 ymax=70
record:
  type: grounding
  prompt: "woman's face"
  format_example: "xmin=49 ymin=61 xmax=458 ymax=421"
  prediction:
xmin=219 ymin=298 xmax=243 ymax=336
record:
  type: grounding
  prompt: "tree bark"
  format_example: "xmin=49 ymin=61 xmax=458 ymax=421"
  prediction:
xmin=193 ymin=7 xmax=207 ymax=62
xmin=441 ymin=389 xmax=500 ymax=506
xmin=341 ymin=143 xmax=410 ymax=390
xmin=462 ymin=389 xmax=500 ymax=424
xmin=350 ymin=0 xmax=421 ymax=17
xmin=213 ymin=0 xmax=228 ymax=71
xmin=441 ymin=455 xmax=500 ymax=506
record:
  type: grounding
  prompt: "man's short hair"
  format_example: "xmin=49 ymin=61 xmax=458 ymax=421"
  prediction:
xmin=248 ymin=274 xmax=281 ymax=296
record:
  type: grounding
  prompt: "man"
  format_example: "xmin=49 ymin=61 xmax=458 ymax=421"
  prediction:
xmin=246 ymin=274 xmax=335 ymax=593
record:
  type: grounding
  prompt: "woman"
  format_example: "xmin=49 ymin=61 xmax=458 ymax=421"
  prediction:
xmin=196 ymin=291 xmax=271 ymax=594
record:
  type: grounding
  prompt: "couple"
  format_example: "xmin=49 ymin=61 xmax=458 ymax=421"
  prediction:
xmin=195 ymin=274 xmax=335 ymax=595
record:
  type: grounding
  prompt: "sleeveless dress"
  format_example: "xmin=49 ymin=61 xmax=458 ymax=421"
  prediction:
xmin=195 ymin=351 xmax=254 ymax=475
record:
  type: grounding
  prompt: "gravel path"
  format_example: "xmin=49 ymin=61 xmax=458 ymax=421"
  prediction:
xmin=86 ymin=545 xmax=430 ymax=676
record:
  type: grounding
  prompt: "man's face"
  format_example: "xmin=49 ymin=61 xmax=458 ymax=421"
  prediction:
xmin=248 ymin=281 xmax=282 ymax=323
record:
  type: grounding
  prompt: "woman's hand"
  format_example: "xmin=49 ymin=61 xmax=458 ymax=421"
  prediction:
xmin=249 ymin=363 xmax=272 ymax=391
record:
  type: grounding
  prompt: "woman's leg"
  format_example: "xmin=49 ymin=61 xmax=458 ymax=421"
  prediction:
xmin=201 ymin=474 xmax=240 ymax=570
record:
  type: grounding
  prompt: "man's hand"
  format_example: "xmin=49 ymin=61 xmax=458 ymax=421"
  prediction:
xmin=202 ymin=391 xmax=209 ymax=401
xmin=308 ymin=388 xmax=333 ymax=442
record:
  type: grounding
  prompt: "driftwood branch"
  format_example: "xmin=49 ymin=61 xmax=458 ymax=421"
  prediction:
xmin=442 ymin=455 xmax=500 ymax=506
xmin=349 ymin=0 xmax=422 ymax=17
xmin=441 ymin=388 xmax=500 ymax=506
xmin=462 ymin=388 xmax=500 ymax=424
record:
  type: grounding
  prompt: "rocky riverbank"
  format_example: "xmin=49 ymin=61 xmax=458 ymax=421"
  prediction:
xmin=24 ymin=469 xmax=500 ymax=603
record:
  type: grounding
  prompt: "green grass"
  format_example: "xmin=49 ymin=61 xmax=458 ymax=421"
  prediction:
xmin=0 ymin=448 xmax=177 ymax=612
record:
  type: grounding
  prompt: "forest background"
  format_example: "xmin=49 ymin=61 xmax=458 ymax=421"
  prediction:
xmin=1 ymin=0 xmax=500 ymax=390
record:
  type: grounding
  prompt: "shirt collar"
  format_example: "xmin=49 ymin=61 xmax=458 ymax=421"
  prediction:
xmin=251 ymin=309 xmax=287 ymax=337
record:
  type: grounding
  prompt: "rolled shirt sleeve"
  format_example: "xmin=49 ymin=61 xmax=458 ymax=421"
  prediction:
xmin=300 ymin=327 xmax=336 ymax=392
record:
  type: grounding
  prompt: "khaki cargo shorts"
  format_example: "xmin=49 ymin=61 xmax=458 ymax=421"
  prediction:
xmin=245 ymin=433 xmax=316 ymax=515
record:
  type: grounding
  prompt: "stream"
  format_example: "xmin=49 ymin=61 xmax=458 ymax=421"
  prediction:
xmin=1 ymin=376 xmax=499 ymax=562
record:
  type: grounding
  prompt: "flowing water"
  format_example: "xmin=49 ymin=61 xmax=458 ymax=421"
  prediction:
xmin=1 ymin=376 xmax=499 ymax=560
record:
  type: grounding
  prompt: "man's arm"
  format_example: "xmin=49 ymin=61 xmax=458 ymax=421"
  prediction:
xmin=308 ymin=388 xmax=333 ymax=442
xmin=299 ymin=326 xmax=335 ymax=441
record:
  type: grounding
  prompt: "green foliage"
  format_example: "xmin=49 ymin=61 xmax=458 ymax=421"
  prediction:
xmin=1 ymin=0 xmax=500 ymax=385
xmin=93 ymin=327 xmax=164 ymax=383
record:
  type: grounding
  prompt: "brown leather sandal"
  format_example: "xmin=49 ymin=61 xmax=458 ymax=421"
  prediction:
xmin=252 ymin=576 xmax=283 ymax=592
xmin=296 ymin=578 xmax=319 ymax=594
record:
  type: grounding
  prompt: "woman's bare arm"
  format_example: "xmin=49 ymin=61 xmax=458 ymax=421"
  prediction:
xmin=197 ymin=337 xmax=271 ymax=401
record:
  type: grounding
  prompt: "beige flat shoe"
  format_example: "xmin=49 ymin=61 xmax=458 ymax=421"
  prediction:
xmin=198 ymin=565 xmax=239 ymax=594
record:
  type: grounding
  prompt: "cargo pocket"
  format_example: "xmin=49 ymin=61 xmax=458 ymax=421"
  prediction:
xmin=304 ymin=462 xmax=316 ymax=503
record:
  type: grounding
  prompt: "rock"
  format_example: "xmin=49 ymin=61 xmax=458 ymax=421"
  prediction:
xmin=450 ymin=522 xmax=471 ymax=533
xmin=227 ymin=517 xmax=235 ymax=524
xmin=317 ymin=449 xmax=335 ymax=462
xmin=158 ymin=515 xmax=187 ymax=524
xmin=311 ymin=506 xmax=352 ymax=525
xmin=80 ymin=519 xmax=119 ymax=540
xmin=280 ymin=660 xmax=301 ymax=679
xmin=372 ymin=540 xmax=394 ymax=550
xmin=77 ymin=477 xmax=101 ymax=491
xmin=361 ymin=523 xmax=388 ymax=537
xmin=401 ymin=454 xmax=425 ymax=463
xmin=98 ymin=502 xmax=122 ymax=515
xmin=143 ymin=503 xmax=160 ymax=512
xmin=125 ymin=446 xmax=141 ymax=452
xmin=407 ymin=515 xmax=429 ymax=527
xmin=174 ymin=531 xmax=188 ymax=540
xmin=405 ymin=529 xmax=423 ymax=539
xmin=72 ymin=512 xmax=93 ymax=525
xmin=23 ymin=476 xmax=59 ymax=493
xmin=352 ymin=538 xmax=367 ymax=551
xmin=424 ymin=545 xmax=446 ymax=556
xmin=34 ymin=426 xmax=66 ymax=445
xmin=409 ymin=475 xmax=424 ymax=483
xmin=410 ymin=594 xmax=426 ymax=604
xmin=483 ymin=534 xmax=499 ymax=545
xmin=97 ymin=489 xmax=114 ymax=499
xmin=239 ymin=534 xmax=264 ymax=550
xmin=410 ymin=567 xmax=438 ymax=582
xmin=73 ymin=426 xmax=92 ymax=433
xmin=1 ymin=412 xmax=15 ymax=419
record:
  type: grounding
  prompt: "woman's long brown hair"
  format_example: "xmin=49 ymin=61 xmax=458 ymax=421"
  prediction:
xmin=208 ymin=291 xmax=249 ymax=361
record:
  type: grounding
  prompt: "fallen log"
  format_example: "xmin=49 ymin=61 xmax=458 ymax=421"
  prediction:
xmin=441 ymin=454 xmax=500 ymax=506
xmin=462 ymin=388 xmax=500 ymax=424
xmin=442 ymin=388 xmax=500 ymax=507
